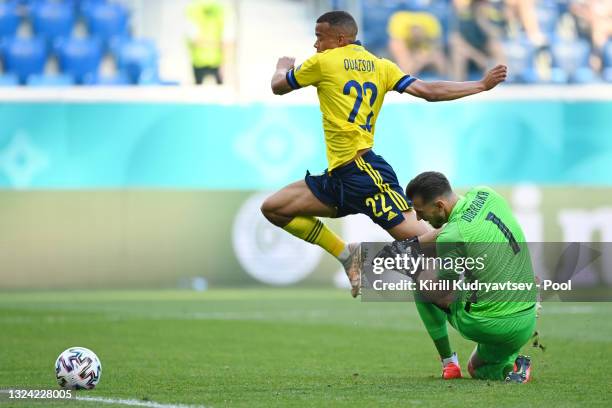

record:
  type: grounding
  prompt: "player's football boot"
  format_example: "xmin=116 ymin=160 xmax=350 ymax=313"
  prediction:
xmin=344 ymin=243 xmax=362 ymax=298
xmin=505 ymin=355 xmax=532 ymax=384
xmin=442 ymin=362 xmax=462 ymax=379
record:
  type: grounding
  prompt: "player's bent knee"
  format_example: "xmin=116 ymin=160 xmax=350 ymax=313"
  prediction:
xmin=260 ymin=197 xmax=281 ymax=225
xmin=261 ymin=196 xmax=293 ymax=227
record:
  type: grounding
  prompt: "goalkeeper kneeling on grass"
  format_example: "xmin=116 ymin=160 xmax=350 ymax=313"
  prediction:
xmin=380 ymin=171 xmax=537 ymax=383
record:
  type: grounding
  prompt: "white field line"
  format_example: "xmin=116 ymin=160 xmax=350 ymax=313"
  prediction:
xmin=76 ymin=396 xmax=207 ymax=408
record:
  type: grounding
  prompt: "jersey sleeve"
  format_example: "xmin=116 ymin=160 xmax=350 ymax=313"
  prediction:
xmin=382 ymin=58 xmax=417 ymax=93
xmin=286 ymin=53 xmax=321 ymax=89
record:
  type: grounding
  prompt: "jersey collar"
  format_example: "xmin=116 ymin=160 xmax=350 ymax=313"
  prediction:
xmin=448 ymin=195 xmax=466 ymax=223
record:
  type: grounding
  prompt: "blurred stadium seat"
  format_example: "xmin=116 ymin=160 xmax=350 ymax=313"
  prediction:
xmin=551 ymin=38 xmax=595 ymax=83
xmin=55 ymin=36 xmax=101 ymax=83
xmin=536 ymin=0 xmax=560 ymax=39
xmin=603 ymin=40 xmax=612 ymax=83
xmin=361 ymin=0 xmax=398 ymax=55
xmin=83 ymin=1 xmax=129 ymax=47
xmin=2 ymin=36 xmax=47 ymax=83
xmin=27 ymin=72 xmax=74 ymax=86
xmin=82 ymin=71 xmax=129 ymax=85
xmin=503 ymin=39 xmax=538 ymax=83
xmin=0 ymin=0 xmax=20 ymax=38
xmin=0 ymin=72 xmax=19 ymax=85
xmin=115 ymin=38 xmax=158 ymax=84
xmin=31 ymin=0 xmax=76 ymax=43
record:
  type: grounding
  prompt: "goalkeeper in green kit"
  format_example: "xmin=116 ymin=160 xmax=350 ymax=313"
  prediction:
xmin=381 ymin=171 xmax=537 ymax=383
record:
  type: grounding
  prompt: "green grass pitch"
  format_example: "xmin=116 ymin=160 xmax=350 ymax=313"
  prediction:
xmin=0 ymin=289 xmax=611 ymax=407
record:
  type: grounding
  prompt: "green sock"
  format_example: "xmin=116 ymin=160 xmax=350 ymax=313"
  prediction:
xmin=415 ymin=301 xmax=453 ymax=359
xmin=433 ymin=337 xmax=453 ymax=360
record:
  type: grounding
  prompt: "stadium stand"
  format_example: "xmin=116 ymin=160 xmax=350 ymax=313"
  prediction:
xmin=604 ymin=39 xmax=612 ymax=83
xmin=82 ymin=1 xmax=129 ymax=47
xmin=550 ymin=37 xmax=595 ymax=83
xmin=0 ymin=1 xmax=20 ymax=38
xmin=31 ymin=0 xmax=75 ymax=43
xmin=2 ymin=36 xmax=46 ymax=83
xmin=27 ymin=71 xmax=74 ymax=85
xmin=115 ymin=38 xmax=158 ymax=84
xmin=55 ymin=36 xmax=102 ymax=83
xmin=0 ymin=0 xmax=160 ymax=86
xmin=358 ymin=0 xmax=611 ymax=84
xmin=0 ymin=72 xmax=19 ymax=85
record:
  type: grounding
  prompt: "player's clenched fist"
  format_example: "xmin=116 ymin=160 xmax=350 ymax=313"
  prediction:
xmin=276 ymin=56 xmax=296 ymax=71
xmin=481 ymin=64 xmax=508 ymax=90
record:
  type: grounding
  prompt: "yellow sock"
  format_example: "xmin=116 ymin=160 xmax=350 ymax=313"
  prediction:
xmin=283 ymin=216 xmax=346 ymax=258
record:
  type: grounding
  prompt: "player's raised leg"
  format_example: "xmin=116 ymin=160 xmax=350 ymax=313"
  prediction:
xmin=261 ymin=180 xmax=361 ymax=295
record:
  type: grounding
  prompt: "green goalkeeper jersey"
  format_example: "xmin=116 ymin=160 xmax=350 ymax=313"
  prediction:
xmin=436 ymin=186 xmax=536 ymax=317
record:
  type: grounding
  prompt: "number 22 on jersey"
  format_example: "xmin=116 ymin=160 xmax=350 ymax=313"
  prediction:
xmin=343 ymin=81 xmax=378 ymax=132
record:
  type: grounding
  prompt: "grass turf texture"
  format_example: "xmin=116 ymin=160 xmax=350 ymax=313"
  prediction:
xmin=0 ymin=290 xmax=610 ymax=407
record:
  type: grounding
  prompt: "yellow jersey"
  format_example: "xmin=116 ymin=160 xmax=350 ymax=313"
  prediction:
xmin=286 ymin=41 xmax=415 ymax=171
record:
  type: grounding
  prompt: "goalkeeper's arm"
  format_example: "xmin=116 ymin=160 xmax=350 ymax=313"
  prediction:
xmin=375 ymin=237 xmax=457 ymax=309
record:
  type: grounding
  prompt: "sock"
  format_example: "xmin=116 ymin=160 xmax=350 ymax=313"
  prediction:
xmin=283 ymin=216 xmax=346 ymax=259
xmin=442 ymin=352 xmax=459 ymax=368
xmin=415 ymin=301 xmax=453 ymax=359
xmin=434 ymin=337 xmax=454 ymax=361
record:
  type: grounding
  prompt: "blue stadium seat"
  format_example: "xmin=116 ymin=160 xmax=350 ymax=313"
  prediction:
xmin=27 ymin=72 xmax=74 ymax=86
xmin=31 ymin=1 xmax=76 ymax=43
xmin=502 ymin=39 xmax=539 ymax=83
xmin=56 ymin=36 xmax=101 ymax=83
xmin=0 ymin=72 xmax=19 ymax=86
xmin=83 ymin=2 xmax=129 ymax=46
xmin=536 ymin=0 xmax=560 ymax=39
xmin=603 ymin=39 xmax=612 ymax=69
xmin=361 ymin=0 xmax=399 ymax=55
xmin=3 ymin=37 xmax=47 ymax=83
xmin=0 ymin=1 xmax=20 ymax=39
xmin=551 ymin=38 xmax=594 ymax=83
xmin=82 ymin=71 xmax=128 ymax=86
xmin=602 ymin=40 xmax=612 ymax=83
xmin=116 ymin=38 xmax=158 ymax=84
xmin=78 ymin=0 xmax=107 ymax=15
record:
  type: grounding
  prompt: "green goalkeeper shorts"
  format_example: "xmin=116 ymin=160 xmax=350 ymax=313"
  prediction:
xmin=447 ymin=302 xmax=537 ymax=380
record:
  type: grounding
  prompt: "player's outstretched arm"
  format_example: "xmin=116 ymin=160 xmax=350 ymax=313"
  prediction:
xmin=271 ymin=56 xmax=296 ymax=95
xmin=405 ymin=64 xmax=507 ymax=102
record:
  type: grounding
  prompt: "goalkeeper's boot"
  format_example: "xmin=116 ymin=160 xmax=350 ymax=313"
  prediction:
xmin=505 ymin=355 xmax=532 ymax=384
xmin=343 ymin=243 xmax=362 ymax=298
xmin=442 ymin=353 xmax=462 ymax=380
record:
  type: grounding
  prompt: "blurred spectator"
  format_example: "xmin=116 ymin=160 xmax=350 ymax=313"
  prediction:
xmin=186 ymin=0 xmax=228 ymax=85
xmin=570 ymin=0 xmax=612 ymax=73
xmin=504 ymin=0 xmax=547 ymax=46
xmin=450 ymin=0 xmax=506 ymax=80
xmin=387 ymin=10 xmax=447 ymax=77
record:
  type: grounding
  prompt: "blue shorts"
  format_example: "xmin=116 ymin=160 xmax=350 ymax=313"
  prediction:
xmin=305 ymin=150 xmax=411 ymax=230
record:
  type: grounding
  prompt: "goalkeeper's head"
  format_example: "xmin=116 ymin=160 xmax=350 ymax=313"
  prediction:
xmin=406 ymin=171 xmax=458 ymax=229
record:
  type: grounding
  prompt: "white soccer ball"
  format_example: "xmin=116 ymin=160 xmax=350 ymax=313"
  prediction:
xmin=55 ymin=347 xmax=102 ymax=390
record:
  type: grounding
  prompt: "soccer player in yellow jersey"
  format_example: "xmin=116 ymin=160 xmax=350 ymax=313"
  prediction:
xmin=261 ymin=11 xmax=507 ymax=297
